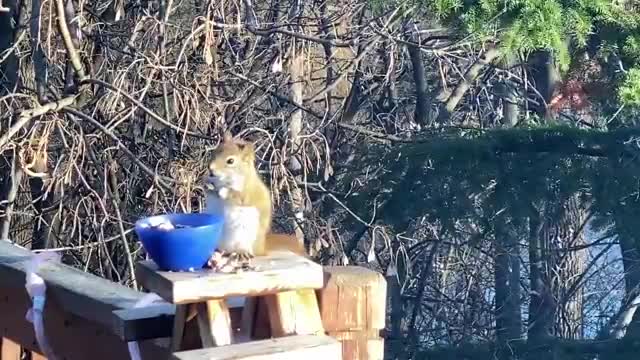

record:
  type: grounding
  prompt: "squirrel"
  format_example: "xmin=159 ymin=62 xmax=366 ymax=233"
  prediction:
xmin=184 ymin=134 xmax=306 ymax=336
xmin=204 ymin=131 xmax=304 ymax=262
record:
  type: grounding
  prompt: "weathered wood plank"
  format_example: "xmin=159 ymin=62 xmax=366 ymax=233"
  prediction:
xmin=110 ymin=297 xmax=246 ymax=342
xmin=111 ymin=303 xmax=176 ymax=341
xmin=0 ymin=240 xmax=174 ymax=341
xmin=0 ymin=284 xmax=168 ymax=360
xmin=136 ymin=251 xmax=324 ymax=304
xmin=170 ymin=334 xmax=342 ymax=360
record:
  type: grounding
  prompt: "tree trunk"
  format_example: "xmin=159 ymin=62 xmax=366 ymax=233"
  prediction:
xmin=0 ymin=0 xmax=20 ymax=93
xmin=405 ymin=23 xmax=431 ymax=126
xmin=0 ymin=151 xmax=23 ymax=241
xmin=540 ymin=194 xmax=588 ymax=339
xmin=493 ymin=172 xmax=522 ymax=360
xmin=615 ymin=202 xmax=640 ymax=340
xmin=385 ymin=252 xmax=407 ymax=360
xmin=287 ymin=47 xmax=306 ymax=249
xmin=528 ymin=205 xmax=556 ymax=344
xmin=494 ymin=220 xmax=522 ymax=360
xmin=528 ymin=50 xmax=561 ymax=121
xmin=496 ymin=55 xmax=520 ymax=127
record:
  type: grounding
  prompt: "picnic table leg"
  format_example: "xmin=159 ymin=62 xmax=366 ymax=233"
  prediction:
xmin=196 ymin=300 xmax=232 ymax=347
xmin=264 ymin=289 xmax=324 ymax=337
xmin=170 ymin=304 xmax=189 ymax=352
xmin=238 ymin=296 xmax=257 ymax=341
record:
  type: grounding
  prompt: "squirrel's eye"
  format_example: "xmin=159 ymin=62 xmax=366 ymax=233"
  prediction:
xmin=226 ymin=157 xmax=235 ymax=165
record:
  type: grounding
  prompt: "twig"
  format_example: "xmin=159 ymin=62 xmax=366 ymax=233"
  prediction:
xmin=106 ymin=153 xmax=137 ymax=289
xmin=63 ymin=107 xmax=174 ymax=189
xmin=198 ymin=18 xmax=355 ymax=47
xmin=55 ymin=0 xmax=86 ymax=80
xmin=32 ymin=229 xmax=131 ymax=252
xmin=0 ymin=96 xmax=77 ymax=150
xmin=80 ymin=78 xmax=215 ymax=140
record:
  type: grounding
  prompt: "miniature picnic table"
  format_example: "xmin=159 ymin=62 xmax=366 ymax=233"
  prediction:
xmin=135 ymin=250 xmax=342 ymax=359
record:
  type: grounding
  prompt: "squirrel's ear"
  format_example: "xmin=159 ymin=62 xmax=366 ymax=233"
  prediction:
xmin=222 ymin=130 xmax=233 ymax=143
xmin=238 ymin=141 xmax=255 ymax=161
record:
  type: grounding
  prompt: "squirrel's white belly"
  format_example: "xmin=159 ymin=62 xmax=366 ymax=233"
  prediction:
xmin=205 ymin=193 xmax=259 ymax=254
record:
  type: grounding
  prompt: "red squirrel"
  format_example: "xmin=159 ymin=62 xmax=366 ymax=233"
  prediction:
xmin=204 ymin=131 xmax=305 ymax=260
xmin=181 ymin=132 xmax=308 ymax=333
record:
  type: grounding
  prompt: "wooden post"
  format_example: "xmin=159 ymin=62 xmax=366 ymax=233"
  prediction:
xmin=317 ymin=266 xmax=387 ymax=360
xmin=1 ymin=338 xmax=22 ymax=360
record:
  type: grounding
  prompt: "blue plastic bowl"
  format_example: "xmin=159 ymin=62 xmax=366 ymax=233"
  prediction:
xmin=134 ymin=213 xmax=224 ymax=271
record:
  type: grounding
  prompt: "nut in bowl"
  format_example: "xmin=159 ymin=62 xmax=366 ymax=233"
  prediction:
xmin=134 ymin=213 xmax=224 ymax=272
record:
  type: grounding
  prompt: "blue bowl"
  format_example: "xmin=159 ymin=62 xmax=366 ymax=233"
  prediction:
xmin=134 ymin=213 xmax=224 ymax=271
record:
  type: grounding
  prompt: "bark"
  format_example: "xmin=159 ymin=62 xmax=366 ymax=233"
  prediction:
xmin=0 ymin=0 xmax=19 ymax=94
xmin=494 ymin=220 xmax=522 ymax=360
xmin=405 ymin=26 xmax=431 ymax=126
xmin=493 ymin=165 xmax=522 ymax=360
xmin=29 ymin=0 xmax=47 ymax=100
xmin=544 ymin=194 xmax=588 ymax=339
xmin=606 ymin=290 xmax=640 ymax=340
xmin=617 ymin=218 xmax=640 ymax=306
xmin=0 ymin=0 xmax=21 ymax=243
xmin=338 ymin=7 xmax=366 ymax=125
xmin=374 ymin=38 xmax=398 ymax=127
xmin=385 ymin=251 xmax=407 ymax=360
xmin=406 ymin=242 xmax=439 ymax=359
xmin=527 ymin=206 xmax=556 ymax=343
xmin=287 ymin=49 xmax=306 ymax=249
xmin=528 ymin=50 xmax=561 ymax=121
xmin=318 ymin=1 xmax=334 ymax=116
xmin=0 ymin=152 xmax=23 ymax=241
xmin=615 ymin=203 xmax=640 ymax=341
xmin=62 ymin=0 xmax=82 ymax=94
xmin=496 ymin=55 xmax=520 ymax=127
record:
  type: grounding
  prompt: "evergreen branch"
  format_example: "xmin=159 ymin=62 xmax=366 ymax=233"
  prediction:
xmin=406 ymin=127 xmax=640 ymax=159
xmin=415 ymin=335 xmax=640 ymax=359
